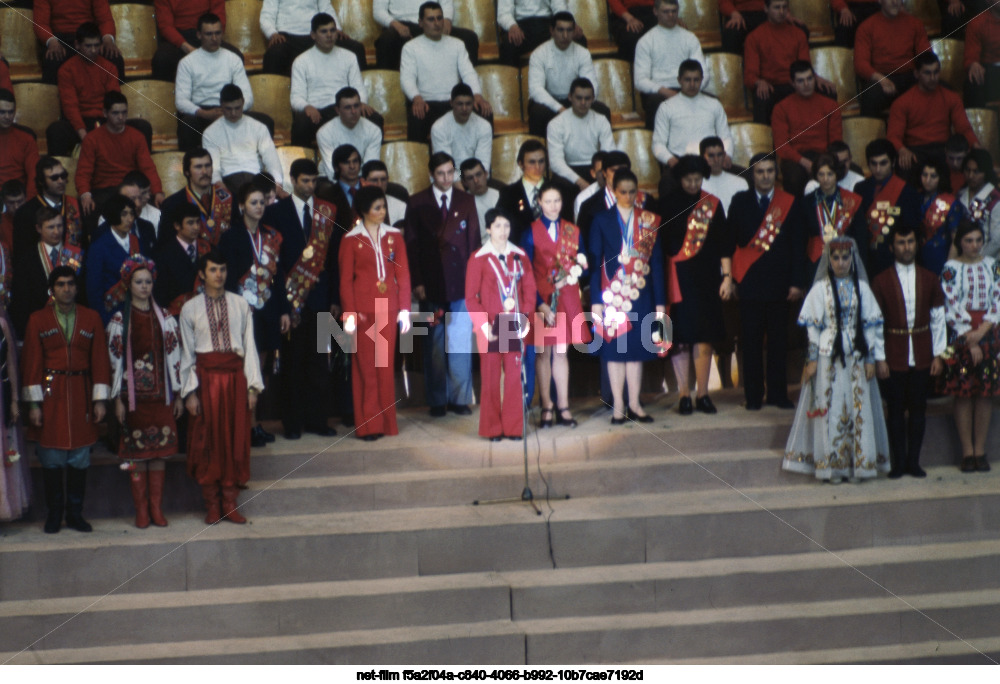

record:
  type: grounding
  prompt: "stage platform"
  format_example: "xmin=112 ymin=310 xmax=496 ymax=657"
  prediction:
xmin=2 ymin=387 xmax=1000 ymax=664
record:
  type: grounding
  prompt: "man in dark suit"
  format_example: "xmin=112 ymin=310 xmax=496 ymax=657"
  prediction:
xmin=263 ymin=158 xmax=341 ymax=439
xmin=872 ymin=223 xmax=946 ymax=478
xmin=496 ymin=138 xmax=575 ymax=245
xmin=729 ymin=152 xmax=808 ymax=410
xmin=157 ymin=148 xmax=233 ymax=249
xmin=152 ymin=203 xmax=202 ymax=315
xmin=10 ymin=206 xmax=83 ymax=338
xmin=404 ymin=151 xmax=481 ymax=417
xmin=13 ymin=157 xmax=81 ymax=259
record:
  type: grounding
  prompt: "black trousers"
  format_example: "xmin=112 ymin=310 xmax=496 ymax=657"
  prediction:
xmin=527 ymin=98 xmax=611 ymax=137
xmin=641 ymin=92 xmax=676 ymax=130
xmin=610 ymin=6 xmax=656 ymax=63
xmin=178 ymin=111 xmax=275 ymax=152
xmin=739 ymin=299 xmax=790 ymax=405
xmin=41 ymin=33 xmax=124 ymax=84
xmin=752 ymin=83 xmax=795 ymax=125
xmin=406 ymin=99 xmax=453 ymax=143
xmin=880 ymin=367 xmax=931 ymax=471
xmin=720 ymin=10 xmax=767 ymax=56
xmin=46 ymin=117 xmax=153 ymax=157
xmin=499 ymin=17 xmax=587 ymax=66
xmin=375 ymin=21 xmax=479 ymax=70
xmin=262 ymin=33 xmax=367 ymax=75
xmin=859 ymin=73 xmax=916 ymax=117
xmin=779 ymin=150 xmax=821 ymax=196
xmin=833 ymin=1 xmax=882 ymax=48
xmin=151 ymin=29 xmax=243 ymax=82
xmin=965 ymin=64 xmax=1000 ymax=108
xmin=280 ymin=309 xmax=332 ymax=432
xmin=291 ymin=106 xmax=386 ymax=146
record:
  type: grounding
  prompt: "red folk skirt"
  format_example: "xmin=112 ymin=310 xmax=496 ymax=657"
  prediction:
xmin=120 ymin=308 xmax=179 ymax=460
xmin=942 ymin=310 xmax=1000 ymax=398
xmin=186 ymin=352 xmax=251 ymax=486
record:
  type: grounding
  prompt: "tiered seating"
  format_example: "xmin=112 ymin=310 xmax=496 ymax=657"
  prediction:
xmin=152 ymin=151 xmax=187 ymax=195
xmin=380 ymin=142 xmax=431 ymax=195
xmin=0 ymin=8 xmax=42 ymax=82
xmin=567 ymin=0 xmax=616 ymax=56
xmin=333 ymin=0 xmax=381 ymax=67
xmin=491 ymin=133 xmax=543 ymax=185
xmin=842 ymin=117 xmax=886 ymax=174
xmin=476 ymin=65 xmax=527 ymax=135
xmin=706 ymin=53 xmax=752 ymax=123
xmin=362 ymin=69 xmax=408 ymax=142
xmin=932 ymin=38 xmax=966 ymax=93
xmin=12 ymin=83 xmax=59 ymax=153
xmin=593 ymin=59 xmax=644 ymax=129
xmin=276 ymin=145 xmax=316 ymax=192
xmin=679 ymin=0 xmax=722 ymax=51
xmin=614 ymin=129 xmax=660 ymax=196
xmin=967 ymin=108 xmax=1000 ymax=163
xmin=110 ymin=4 xmax=156 ymax=78
xmin=455 ymin=0 xmax=501 ymax=63
xmin=249 ymin=74 xmax=292 ymax=145
xmin=909 ymin=0 xmax=942 ymax=38
xmin=52 ymin=156 xmax=78 ymax=197
xmin=789 ymin=0 xmax=834 ymax=45
xmin=224 ymin=0 xmax=267 ymax=71
xmin=729 ymin=122 xmax=774 ymax=168
xmin=809 ymin=46 xmax=859 ymax=116
xmin=124 ymin=80 xmax=178 ymax=151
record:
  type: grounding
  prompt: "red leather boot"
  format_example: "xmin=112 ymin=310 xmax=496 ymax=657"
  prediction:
xmin=129 ymin=470 xmax=150 ymax=529
xmin=148 ymin=468 xmax=168 ymax=526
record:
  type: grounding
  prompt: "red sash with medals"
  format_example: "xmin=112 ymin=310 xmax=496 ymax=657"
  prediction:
xmin=968 ymin=188 xmax=1000 ymax=229
xmin=39 ymin=241 xmax=84 ymax=278
xmin=922 ymin=193 xmax=955 ymax=242
xmin=596 ymin=209 xmax=659 ymax=342
xmin=531 ymin=218 xmax=582 ymax=303
xmin=733 ymin=190 xmax=794 ymax=283
xmin=808 ymin=189 xmax=860 ymax=263
xmin=866 ymin=175 xmax=906 ymax=246
xmin=239 ymin=226 xmax=282 ymax=310
xmin=187 ymin=183 xmax=233 ymax=247
xmin=286 ymin=198 xmax=337 ymax=322
xmin=668 ymin=192 xmax=718 ymax=305
xmin=62 ymin=197 xmax=83 ymax=249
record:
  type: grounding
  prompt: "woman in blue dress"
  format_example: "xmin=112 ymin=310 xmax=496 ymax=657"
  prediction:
xmin=589 ymin=169 xmax=667 ymax=425
xmin=917 ymin=157 xmax=961 ymax=275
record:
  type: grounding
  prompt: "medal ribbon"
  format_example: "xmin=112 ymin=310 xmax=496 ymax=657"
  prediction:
xmin=488 ymin=253 xmax=518 ymax=310
xmin=360 ymin=224 xmax=387 ymax=284
xmin=186 ymin=187 xmax=213 ymax=227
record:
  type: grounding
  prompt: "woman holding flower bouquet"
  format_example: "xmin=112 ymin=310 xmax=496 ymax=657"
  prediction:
xmin=939 ymin=219 xmax=1000 ymax=472
xmin=521 ymin=183 xmax=591 ymax=428
xmin=589 ymin=169 xmax=667 ymax=425
xmin=659 ymin=155 xmax=734 ymax=415
xmin=106 ymin=256 xmax=184 ymax=528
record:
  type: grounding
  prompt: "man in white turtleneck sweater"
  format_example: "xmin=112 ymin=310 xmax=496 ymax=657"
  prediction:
xmin=202 ymin=84 xmax=285 ymax=196
xmin=546 ymin=78 xmax=615 ymax=196
xmin=175 ymin=13 xmax=273 ymax=152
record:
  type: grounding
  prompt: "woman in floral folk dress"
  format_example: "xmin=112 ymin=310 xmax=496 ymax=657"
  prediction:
xmin=106 ymin=256 xmax=184 ymax=528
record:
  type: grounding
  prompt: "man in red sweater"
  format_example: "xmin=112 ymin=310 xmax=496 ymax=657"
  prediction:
xmin=0 ymin=89 xmax=39 ymax=200
xmin=832 ymin=0 xmax=879 ymax=47
xmin=75 ymin=92 xmax=164 ymax=234
xmin=773 ymin=60 xmax=843 ymax=195
xmin=888 ymin=51 xmax=980 ymax=180
xmin=46 ymin=23 xmax=153 ymax=157
xmin=743 ymin=0 xmax=829 ymax=124
xmin=34 ymin=0 xmax=124 ymax=84
xmin=854 ymin=0 xmax=930 ymax=117
xmin=964 ymin=1 xmax=1000 ymax=107
xmin=151 ymin=0 xmax=243 ymax=82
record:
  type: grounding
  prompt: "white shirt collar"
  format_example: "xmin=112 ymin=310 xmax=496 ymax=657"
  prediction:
xmin=436 ymin=186 xmax=453 ymax=207
xmin=291 ymin=194 xmax=314 ymax=218
xmin=110 ymin=228 xmax=132 ymax=252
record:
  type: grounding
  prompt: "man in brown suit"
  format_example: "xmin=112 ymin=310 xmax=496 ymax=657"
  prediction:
xmin=404 ymin=152 xmax=481 ymax=416
xmin=872 ymin=223 xmax=946 ymax=478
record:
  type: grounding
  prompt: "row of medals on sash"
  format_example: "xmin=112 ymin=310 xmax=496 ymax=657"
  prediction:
xmin=243 ymin=248 xmax=272 ymax=310
xmin=602 ymin=251 xmax=651 ymax=323
xmin=871 ymin=200 xmax=900 ymax=236
xmin=287 ymin=243 xmax=319 ymax=311
xmin=755 ymin=213 xmax=778 ymax=251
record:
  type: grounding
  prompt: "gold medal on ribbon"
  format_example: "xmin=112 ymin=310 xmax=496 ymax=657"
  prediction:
xmin=376 ymin=281 xmax=387 ymax=294
xmin=207 ymin=219 xmax=215 ymax=229
xmin=302 ymin=246 xmax=315 ymax=260
xmin=503 ymin=296 xmax=515 ymax=311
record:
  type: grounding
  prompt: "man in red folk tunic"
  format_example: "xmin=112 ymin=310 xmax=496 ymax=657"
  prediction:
xmin=179 ymin=251 xmax=264 ymax=524
xmin=22 ymin=266 xmax=111 ymax=533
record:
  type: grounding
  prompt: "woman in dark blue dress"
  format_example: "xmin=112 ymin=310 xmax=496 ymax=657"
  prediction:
xmin=589 ymin=169 xmax=667 ymax=425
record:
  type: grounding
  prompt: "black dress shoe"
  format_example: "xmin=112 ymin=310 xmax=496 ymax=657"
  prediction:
xmin=611 ymin=416 xmax=626 ymax=425
xmin=977 ymin=455 xmax=991 ymax=472
xmin=539 ymin=408 xmax=554 ymax=428
xmin=555 ymin=409 xmax=577 ymax=428
xmin=678 ymin=397 xmax=693 ymax=415
xmin=448 ymin=403 xmax=472 ymax=416
xmin=960 ymin=456 xmax=977 ymax=472
xmin=489 ymin=436 xmax=503 ymax=442
xmin=429 ymin=405 xmax=446 ymax=417
xmin=306 ymin=424 xmax=336 ymax=437
xmin=627 ymin=409 xmax=654 ymax=423
xmin=745 ymin=401 xmax=762 ymax=411
xmin=507 ymin=435 xmax=523 ymax=441
xmin=767 ymin=399 xmax=795 ymax=410
xmin=361 ymin=434 xmax=382 ymax=442
xmin=257 ymin=423 xmax=276 ymax=443
xmin=887 ymin=468 xmax=905 ymax=480
xmin=907 ymin=465 xmax=927 ymax=478
xmin=250 ymin=428 xmax=267 ymax=448
xmin=284 ymin=429 xmax=302 ymax=440
xmin=342 ymin=414 xmax=355 ymax=427
xmin=695 ymin=396 xmax=717 ymax=414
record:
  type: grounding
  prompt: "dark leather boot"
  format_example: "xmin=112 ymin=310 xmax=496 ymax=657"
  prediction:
xmin=64 ymin=467 xmax=93 ymax=532
xmin=42 ymin=467 xmax=64 ymax=534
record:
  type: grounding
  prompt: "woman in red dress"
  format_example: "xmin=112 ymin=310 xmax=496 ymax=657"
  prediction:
xmin=339 ymin=186 xmax=411 ymax=441
xmin=467 ymin=209 xmax=538 ymax=441
xmin=521 ymin=183 xmax=590 ymax=428
xmin=106 ymin=256 xmax=184 ymax=528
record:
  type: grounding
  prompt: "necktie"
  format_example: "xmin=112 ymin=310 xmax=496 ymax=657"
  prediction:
xmin=440 ymin=193 xmax=449 ymax=224
xmin=349 ymin=185 xmax=358 ymax=203
xmin=49 ymin=246 xmax=59 ymax=265
xmin=187 ymin=243 xmax=196 ymax=263
xmin=531 ymin=186 xmax=541 ymax=219
xmin=759 ymin=194 xmax=769 ymax=213
xmin=302 ymin=202 xmax=312 ymax=239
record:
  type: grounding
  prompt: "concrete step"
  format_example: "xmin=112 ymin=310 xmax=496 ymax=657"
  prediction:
xmin=663 ymin=638 xmax=1000 ymax=664
xmin=3 ymin=539 xmax=999 ymax=655
xmin=6 ymin=586 xmax=1000 ymax=664
xmin=3 ymin=466 xmax=999 ymax=600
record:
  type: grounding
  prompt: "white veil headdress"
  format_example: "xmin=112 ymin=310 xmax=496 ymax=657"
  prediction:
xmin=814 ymin=235 xmax=868 ymax=285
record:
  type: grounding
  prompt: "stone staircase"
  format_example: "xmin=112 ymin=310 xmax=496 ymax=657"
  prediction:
xmin=2 ymin=389 xmax=1000 ymax=665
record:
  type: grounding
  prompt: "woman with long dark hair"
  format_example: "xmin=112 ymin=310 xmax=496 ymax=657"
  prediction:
xmin=917 ymin=157 xmax=961 ymax=275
